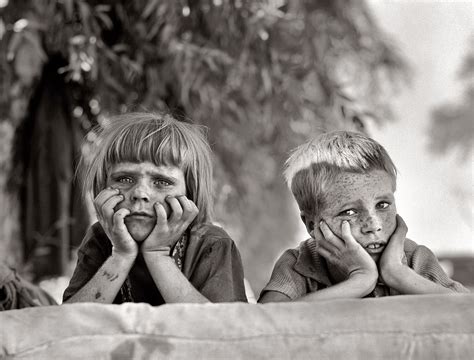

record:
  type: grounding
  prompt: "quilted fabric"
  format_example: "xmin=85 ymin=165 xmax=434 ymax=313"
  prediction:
xmin=1 ymin=294 xmax=473 ymax=359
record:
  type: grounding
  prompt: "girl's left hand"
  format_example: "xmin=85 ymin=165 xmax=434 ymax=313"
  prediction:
xmin=379 ymin=214 xmax=408 ymax=285
xmin=140 ymin=195 xmax=199 ymax=253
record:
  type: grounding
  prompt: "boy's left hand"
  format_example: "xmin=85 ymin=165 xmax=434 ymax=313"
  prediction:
xmin=140 ymin=195 xmax=198 ymax=254
xmin=378 ymin=214 xmax=408 ymax=285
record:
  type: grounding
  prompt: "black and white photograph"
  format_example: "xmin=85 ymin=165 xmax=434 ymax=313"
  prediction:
xmin=0 ymin=0 xmax=473 ymax=358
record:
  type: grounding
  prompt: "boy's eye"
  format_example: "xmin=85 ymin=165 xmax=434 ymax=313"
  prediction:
xmin=376 ymin=201 xmax=390 ymax=209
xmin=339 ymin=209 xmax=356 ymax=217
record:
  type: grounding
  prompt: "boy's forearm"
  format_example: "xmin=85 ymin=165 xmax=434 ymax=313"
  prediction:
xmin=64 ymin=252 xmax=136 ymax=304
xmin=296 ymin=273 xmax=377 ymax=302
xmin=143 ymin=252 xmax=209 ymax=303
xmin=383 ymin=266 xmax=456 ymax=295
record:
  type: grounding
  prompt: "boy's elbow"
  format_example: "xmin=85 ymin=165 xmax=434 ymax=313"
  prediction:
xmin=258 ymin=291 xmax=291 ymax=303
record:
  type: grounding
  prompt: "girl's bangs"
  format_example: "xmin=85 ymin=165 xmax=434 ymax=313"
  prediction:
xmin=105 ymin=122 xmax=190 ymax=169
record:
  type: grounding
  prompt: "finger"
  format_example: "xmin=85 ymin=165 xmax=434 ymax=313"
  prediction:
xmin=166 ymin=196 xmax=183 ymax=222
xmin=94 ymin=188 xmax=120 ymax=216
xmin=315 ymin=242 xmax=336 ymax=262
xmin=314 ymin=233 xmax=339 ymax=255
xmin=94 ymin=187 xmax=120 ymax=208
xmin=154 ymin=202 xmax=168 ymax=227
xmin=100 ymin=194 xmax=124 ymax=223
xmin=113 ymin=208 xmax=130 ymax=231
xmin=176 ymin=196 xmax=198 ymax=223
xmin=319 ymin=221 xmax=344 ymax=250
xmin=340 ymin=221 xmax=359 ymax=247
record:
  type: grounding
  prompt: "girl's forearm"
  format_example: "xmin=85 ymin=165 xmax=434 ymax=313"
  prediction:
xmin=64 ymin=252 xmax=136 ymax=304
xmin=143 ymin=252 xmax=209 ymax=304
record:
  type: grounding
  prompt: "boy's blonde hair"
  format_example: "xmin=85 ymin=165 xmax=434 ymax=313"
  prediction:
xmin=284 ymin=131 xmax=397 ymax=218
xmin=79 ymin=112 xmax=213 ymax=224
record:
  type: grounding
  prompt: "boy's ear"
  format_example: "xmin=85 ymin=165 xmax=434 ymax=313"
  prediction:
xmin=300 ymin=211 xmax=315 ymax=238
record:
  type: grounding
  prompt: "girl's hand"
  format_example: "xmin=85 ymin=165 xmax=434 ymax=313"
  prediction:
xmin=94 ymin=187 xmax=138 ymax=257
xmin=141 ymin=195 xmax=199 ymax=254
xmin=316 ymin=221 xmax=378 ymax=283
xmin=379 ymin=215 xmax=408 ymax=286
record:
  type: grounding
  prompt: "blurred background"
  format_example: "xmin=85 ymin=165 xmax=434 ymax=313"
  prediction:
xmin=0 ymin=0 xmax=472 ymax=303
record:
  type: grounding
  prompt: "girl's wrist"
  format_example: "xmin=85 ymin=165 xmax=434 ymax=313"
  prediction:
xmin=141 ymin=246 xmax=172 ymax=257
xmin=111 ymin=248 xmax=138 ymax=263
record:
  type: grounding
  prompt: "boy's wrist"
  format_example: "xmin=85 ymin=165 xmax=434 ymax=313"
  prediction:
xmin=380 ymin=264 xmax=410 ymax=289
xmin=348 ymin=271 xmax=378 ymax=296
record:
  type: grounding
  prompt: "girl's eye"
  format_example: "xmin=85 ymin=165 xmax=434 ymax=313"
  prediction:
xmin=117 ymin=177 xmax=133 ymax=184
xmin=377 ymin=201 xmax=390 ymax=209
xmin=154 ymin=179 xmax=171 ymax=187
xmin=339 ymin=209 xmax=356 ymax=217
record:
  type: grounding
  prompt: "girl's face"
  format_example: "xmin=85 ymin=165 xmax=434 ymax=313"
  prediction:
xmin=316 ymin=170 xmax=397 ymax=262
xmin=106 ymin=161 xmax=186 ymax=242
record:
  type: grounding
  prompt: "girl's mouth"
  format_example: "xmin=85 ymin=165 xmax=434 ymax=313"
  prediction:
xmin=126 ymin=212 xmax=154 ymax=220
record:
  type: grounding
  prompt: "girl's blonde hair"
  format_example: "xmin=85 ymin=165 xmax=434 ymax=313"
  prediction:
xmin=79 ymin=112 xmax=213 ymax=224
xmin=284 ymin=131 xmax=397 ymax=218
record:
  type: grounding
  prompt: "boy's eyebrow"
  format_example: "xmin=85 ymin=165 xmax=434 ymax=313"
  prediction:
xmin=375 ymin=193 xmax=395 ymax=200
xmin=335 ymin=199 xmax=360 ymax=210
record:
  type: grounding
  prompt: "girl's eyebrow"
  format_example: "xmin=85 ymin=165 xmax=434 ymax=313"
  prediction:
xmin=110 ymin=169 xmax=178 ymax=182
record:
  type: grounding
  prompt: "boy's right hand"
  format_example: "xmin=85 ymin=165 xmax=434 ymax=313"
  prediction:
xmin=94 ymin=187 xmax=138 ymax=258
xmin=316 ymin=221 xmax=378 ymax=285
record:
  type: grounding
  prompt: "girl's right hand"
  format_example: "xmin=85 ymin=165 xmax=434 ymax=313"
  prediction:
xmin=94 ymin=187 xmax=138 ymax=258
xmin=316 ymin=221 xmax=378 ymax=284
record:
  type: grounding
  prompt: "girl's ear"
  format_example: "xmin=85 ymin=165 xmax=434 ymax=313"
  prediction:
xmin=300 ymin=211 xmax=315 ymax=238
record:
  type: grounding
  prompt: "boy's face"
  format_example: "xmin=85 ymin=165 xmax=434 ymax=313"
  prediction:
xmin=313 ymin=170 xmax=397 ymax=262
xmin=106 ymin=161 xmax=186 ymax=242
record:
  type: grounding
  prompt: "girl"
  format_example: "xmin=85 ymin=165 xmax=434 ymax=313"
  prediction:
xmin=63 ymin=112 xmax=247 ymax=305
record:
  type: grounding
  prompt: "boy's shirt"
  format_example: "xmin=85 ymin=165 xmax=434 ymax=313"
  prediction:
xmin=260 ymin=238 xmax=468 ymax=300
xmin=63 ymin=222 xmax=248 ymax=304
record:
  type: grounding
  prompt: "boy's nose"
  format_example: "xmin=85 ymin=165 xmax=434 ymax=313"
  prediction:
xmin=360 ymin=214 xmax=382 ymax=234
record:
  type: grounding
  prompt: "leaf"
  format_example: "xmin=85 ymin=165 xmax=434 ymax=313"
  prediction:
xmin=142 ymin=0 xmax=160 ymax=19
xmin=62 ymin=0 xmax=74 ymax=21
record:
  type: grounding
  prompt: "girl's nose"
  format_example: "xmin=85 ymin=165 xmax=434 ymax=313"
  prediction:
xmin=130 ymin=183 xmax=151 ymax=203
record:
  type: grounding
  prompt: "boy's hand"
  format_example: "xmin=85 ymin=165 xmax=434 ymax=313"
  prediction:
xmin=316 ymin=221 xmax=378 ymax=283
xmin=379 ymin=214 xmax=408 ymax=286
xmin=140 ymin=195 xmax=198 ymax=254
xmin=94 ymin=187 xmax=138 ymax=257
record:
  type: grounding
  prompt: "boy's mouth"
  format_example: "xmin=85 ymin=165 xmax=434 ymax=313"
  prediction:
xmin=364 ymin=243 xmax=385 ymax=254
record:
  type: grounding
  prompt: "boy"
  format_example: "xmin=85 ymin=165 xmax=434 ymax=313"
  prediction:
xmin=259 ymin=131 xmax=468 ymax=302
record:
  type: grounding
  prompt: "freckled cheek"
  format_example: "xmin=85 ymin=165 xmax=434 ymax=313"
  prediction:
xmin=383 ymin=211 xmax=397 ymax=235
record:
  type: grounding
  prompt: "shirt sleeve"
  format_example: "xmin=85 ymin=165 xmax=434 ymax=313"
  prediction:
xmin=62 ymin=224 xmax=110 ymax=302
xmin=259 ymin=249 xmax=308 ymax=301
xmin=410 ymin=245 xmax=469 ymax=293
xmin=190 ymin=236 xmax=248 ymax=303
